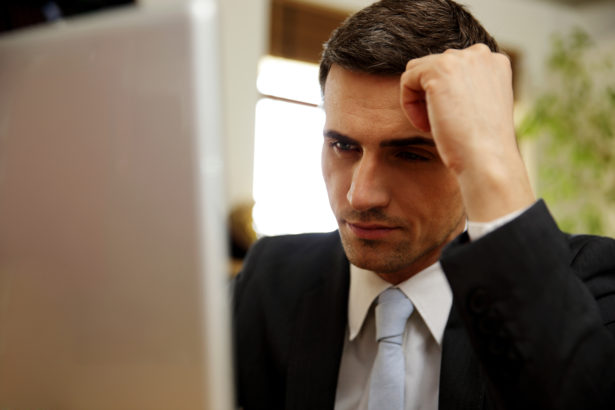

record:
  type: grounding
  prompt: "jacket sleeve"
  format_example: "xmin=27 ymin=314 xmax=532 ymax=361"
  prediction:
xmin=440 ymin=200 xmax=615 ymax=409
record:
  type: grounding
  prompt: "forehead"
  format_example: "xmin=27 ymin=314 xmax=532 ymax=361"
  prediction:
xmin=323 ymin=65 xmax=399 ymax=111
xmin=323 ymin=65 xmax=424 ymax=139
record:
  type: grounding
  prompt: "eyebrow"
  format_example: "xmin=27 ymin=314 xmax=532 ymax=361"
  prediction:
xmin=324 ymin=130 xmax=435 ymax=148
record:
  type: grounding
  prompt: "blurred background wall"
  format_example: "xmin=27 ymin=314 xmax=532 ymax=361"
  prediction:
xmin=242 ymin=0 xmax=615 ymax=240
xmin=2 ymin=0 xmax=614 ymax=243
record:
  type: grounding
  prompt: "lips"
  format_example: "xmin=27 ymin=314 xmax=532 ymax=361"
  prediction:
xmin=346 ymin=221 xmax=398 ymax=240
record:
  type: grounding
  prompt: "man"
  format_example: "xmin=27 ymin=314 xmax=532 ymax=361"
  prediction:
xmin=233 ymin=0 xmax=615 ymax=409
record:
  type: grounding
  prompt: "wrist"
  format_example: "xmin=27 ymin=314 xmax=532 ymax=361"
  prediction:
xmin=457 ymin=156 xmax=535 ymax=222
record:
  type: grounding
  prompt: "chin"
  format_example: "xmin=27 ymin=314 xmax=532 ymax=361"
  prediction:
xmin=344 ymin=246 xmax=400 ymax=274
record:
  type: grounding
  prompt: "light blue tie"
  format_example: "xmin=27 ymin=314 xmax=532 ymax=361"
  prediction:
xmin=368 ymin=288 xmax=414 ymax=410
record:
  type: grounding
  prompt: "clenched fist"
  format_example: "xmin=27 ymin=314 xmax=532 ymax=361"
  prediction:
xmin=401 ymin=44 xmax=535 ymax=222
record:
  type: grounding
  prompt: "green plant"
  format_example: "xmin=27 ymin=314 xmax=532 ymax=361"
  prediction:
xmin=518 ymin=29 xmax=615 ymax=236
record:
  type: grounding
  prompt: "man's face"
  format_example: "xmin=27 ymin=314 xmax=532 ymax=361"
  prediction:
xmin=322 ymin=65 xmax=466 ymax=283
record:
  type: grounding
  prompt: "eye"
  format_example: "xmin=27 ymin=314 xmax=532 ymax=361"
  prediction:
xmin=330 ymin=140 xmax=359 ymax=153
xmin=395 ymin=150 xmax=430 ymax=162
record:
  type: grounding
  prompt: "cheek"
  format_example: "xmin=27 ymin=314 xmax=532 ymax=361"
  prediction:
xmin=397 ymin=169 xmax=463 ymax=211
xmin=428 ymin=175 xmax=464 ymax=214
xmin=322 ymin=164 xmax=339 ymax=199
xmin=321 ymin=148 xmax=332 ymax=192
xmin=438 ymin=170 xmax=463 ymax=200
xmin=321 ymin=144 xmax=329 ymax=181
xmin=321 ymin=151 xmax=335 ymax=195
xmin=321 ymin=154 xmax=350 ymax=206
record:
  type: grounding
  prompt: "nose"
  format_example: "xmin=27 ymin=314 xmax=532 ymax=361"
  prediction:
xmin=347 ymin=154 xmax=390 ymax=211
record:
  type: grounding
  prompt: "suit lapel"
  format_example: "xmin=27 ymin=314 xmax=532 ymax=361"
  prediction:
xmin=439 ymin=302 xmax=487 ymax=410
xmin=285 ymin=236 xmax=350 ymax=410
xmin=282 ymin=233 xmax=489 ymax=410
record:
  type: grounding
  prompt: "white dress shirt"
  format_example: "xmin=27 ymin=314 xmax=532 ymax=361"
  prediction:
xmin=334 ymin=209 xmax=526 ymax=410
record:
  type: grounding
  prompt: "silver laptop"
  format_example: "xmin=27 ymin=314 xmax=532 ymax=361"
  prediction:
xmin=0 ymin=1 xmax=233 ymax=408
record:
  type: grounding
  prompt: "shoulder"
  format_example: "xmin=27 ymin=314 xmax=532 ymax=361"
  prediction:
xmin=233 ymin=231 xmax=349 ymax=408
xmin=245 ymin=231 xmax=343 ymax=265
xmin=567 ymin=233 xmax=615 ymax=329
xmin=568 ymin=233 xmax=615 ymax=277
xmin=234 ymin=230 xmax=347 ymax=305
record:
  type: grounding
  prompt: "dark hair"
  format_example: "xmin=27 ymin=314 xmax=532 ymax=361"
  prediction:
xmin=319 ymin=0 xmax=499 ymax=91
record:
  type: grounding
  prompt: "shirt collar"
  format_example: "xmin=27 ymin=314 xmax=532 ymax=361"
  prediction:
xmin=348 ymin=261 xmax=452 ymax=345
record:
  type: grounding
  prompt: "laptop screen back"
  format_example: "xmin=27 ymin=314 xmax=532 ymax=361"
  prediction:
xmin=0 ymin=1 xmax=232 ymax=408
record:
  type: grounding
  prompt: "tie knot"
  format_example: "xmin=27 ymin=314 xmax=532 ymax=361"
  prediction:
xmin=375 ymin=288 xmax=413 ymax=343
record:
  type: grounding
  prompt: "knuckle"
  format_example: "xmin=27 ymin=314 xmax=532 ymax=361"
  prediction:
xmin=494 ymin=53 xmax=512 ymax=74
xmin=439 ymin=53 xmax=457 ymax=71
xmin=496 ymin=53 xmax=512 ymax=67
xmin=422 ymin=78 xmax=438 ymax=93
xmin=472 ymin=43 xmax=490 ymax=53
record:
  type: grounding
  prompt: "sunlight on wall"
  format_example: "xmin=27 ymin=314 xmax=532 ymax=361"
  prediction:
xmin=252 ymin=57 xmax=338 ymax=236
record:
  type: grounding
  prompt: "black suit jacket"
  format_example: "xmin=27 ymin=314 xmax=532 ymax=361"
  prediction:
xmin=233 ymin=201 xmax=615 ymax=409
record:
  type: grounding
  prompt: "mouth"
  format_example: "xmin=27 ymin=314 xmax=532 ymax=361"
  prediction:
xmin=345 ymin=221 xmax=399 ymax=240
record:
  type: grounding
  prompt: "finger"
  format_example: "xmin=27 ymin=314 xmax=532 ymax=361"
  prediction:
xmin=400 ymin=61 xmax=434 ymax=133
xmin=405 ymin=52 xmax=438 ymax=71
xmin=400 ymin=84 xmax=430 ymax=132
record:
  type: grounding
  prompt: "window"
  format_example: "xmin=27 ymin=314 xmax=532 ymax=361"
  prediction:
xmin=252 ymin=56 xmax=337 ymax=235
